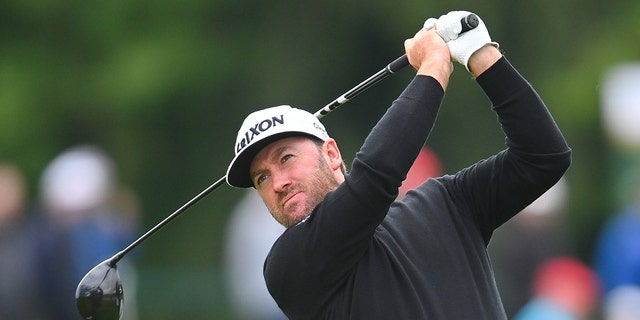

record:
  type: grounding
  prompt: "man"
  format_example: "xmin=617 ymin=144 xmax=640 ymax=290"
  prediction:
xmin=226 ymin=11 xmax=571 ymax=319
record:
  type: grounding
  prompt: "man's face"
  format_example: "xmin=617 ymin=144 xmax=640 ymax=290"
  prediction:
xmin=249 ymin=136 xmax=343 ymax=227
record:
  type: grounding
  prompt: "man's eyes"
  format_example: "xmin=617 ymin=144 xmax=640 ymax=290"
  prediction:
xmin=254 ymin=154 xmax=295 ymax=186
xmin=281 ymin=154 xmax=293 ymax=163
xmin=256 ymin=174 xmax=269 ymax=185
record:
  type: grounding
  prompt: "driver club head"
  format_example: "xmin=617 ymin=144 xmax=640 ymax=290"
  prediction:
xmin=75 ymin=259 xmax=124 ymax=320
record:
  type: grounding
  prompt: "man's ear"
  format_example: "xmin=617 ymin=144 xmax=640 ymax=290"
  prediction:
xmin=323 ymin=139 xmax=343 ymax=171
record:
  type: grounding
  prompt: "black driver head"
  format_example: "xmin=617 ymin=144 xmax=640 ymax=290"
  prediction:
xmin=75 ymin=259 xmax=123 ymax=320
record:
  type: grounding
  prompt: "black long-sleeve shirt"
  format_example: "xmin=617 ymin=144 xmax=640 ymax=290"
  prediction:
xmin=264 ymin=57 xmax=571 ymax=319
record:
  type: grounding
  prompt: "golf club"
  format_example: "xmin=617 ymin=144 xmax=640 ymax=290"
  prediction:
xmin=75 ymin=13 xmax=478 ymax=320
xmin=315 ymin=12 xmax=478 ymax=118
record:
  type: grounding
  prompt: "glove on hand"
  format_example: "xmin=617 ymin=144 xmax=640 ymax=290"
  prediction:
xmin=423 ymin=11 xmax=499 ymax=71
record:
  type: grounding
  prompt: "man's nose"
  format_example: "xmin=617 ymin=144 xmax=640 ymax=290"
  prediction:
xmin=272 ymin=171 xmax=291 ymax=192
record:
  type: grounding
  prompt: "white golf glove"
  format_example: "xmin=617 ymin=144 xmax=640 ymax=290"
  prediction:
xmin=423 ymin=11 xmax=499 ymax=71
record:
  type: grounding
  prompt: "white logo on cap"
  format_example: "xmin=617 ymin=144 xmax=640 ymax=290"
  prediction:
xmin=236 ymin=114 xmax=285 ymax=153
xmin=313 ymin=122 xmax=327 ymax=135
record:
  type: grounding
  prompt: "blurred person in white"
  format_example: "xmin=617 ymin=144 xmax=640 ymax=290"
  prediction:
xmin=224 ymin=190 xmax=287 ymax=320
xmin=34 ymin=145 xmax=141 ymax=320
xmin=0 ymin=162 xmax=48 ymax=319
xmin=223 ymin=147 xmax=441 ymax=319
xmin=595 ymin=63 xmax=640 ymax=313
xmin=603 ymin=285 xmax=640 ymax=320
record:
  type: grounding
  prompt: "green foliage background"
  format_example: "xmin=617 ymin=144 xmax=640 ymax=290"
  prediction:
xmin=1 ymin=0 xmax=639 ymax=318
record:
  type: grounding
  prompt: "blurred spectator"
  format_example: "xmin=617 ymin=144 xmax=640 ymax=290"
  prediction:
xmin=600 ymin=63 xmax=640 ymax=149
xmin=34 ymin=145 xmax=141 ymax=319
xmin=514 ymin=257 xmax=601 ymax=320
xmin=603 ymin=285 xmax=640 ymax=320
xmin=489 ymin=178 xmax=572 ymax=317
xmin=224 ymin=147 xmax=441 ymax=319
xmin=0 ymin=162 xmax=48 ymax=319
xmin=596 ymin=61 xmax=640 ymax=320
xmin=224 ymin=190 xmax=287 ymax=320
xmin=593 ymin=200 xmax=640 ymax=293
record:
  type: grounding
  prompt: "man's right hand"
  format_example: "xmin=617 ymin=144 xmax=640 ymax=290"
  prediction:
xmin=404 ymin=28 xmax=453 ymax=90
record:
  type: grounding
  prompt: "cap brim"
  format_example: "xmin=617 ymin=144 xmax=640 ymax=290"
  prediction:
xmin=226 ymin=132 xmax=318 ymax=188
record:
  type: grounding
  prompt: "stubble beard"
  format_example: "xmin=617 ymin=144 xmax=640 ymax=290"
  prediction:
xmin=272 ymin=156 xmax=340 ymax=228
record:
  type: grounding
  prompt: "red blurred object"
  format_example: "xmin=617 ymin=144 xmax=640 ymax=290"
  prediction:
xmin=399 ymin=147 xmax=443 ymax=198
xmin=532 ymin=257 xmax=601 ymax=317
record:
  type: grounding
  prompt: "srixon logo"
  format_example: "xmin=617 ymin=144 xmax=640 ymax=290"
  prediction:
xmin=236 ymin=114 xmax=285 ymax=153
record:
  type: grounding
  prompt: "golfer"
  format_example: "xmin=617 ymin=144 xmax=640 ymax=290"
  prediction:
xmin=226 ymin=11 xmax=571 ymax=319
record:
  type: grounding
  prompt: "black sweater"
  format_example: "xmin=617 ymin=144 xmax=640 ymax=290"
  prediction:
xmin=264 ymin=57 xmax=572 ymax=319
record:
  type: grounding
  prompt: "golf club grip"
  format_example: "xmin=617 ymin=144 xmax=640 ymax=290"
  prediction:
xmin=388 ymin=13 xmax=479 ymax=73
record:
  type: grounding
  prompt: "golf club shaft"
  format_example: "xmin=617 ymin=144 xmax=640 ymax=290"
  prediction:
xmin=107 ymin=13 xmax=480 ymax=266
xmin=109 ymin=176 xmax=226 ymax=266
xmin=314 ymin=55 xmax=408 ymax=118
xmin=106 ymin=53 xmax=404 ymax=265
xmin=314 ymin=13 xmax=479 ymax=118
xmin=107 ymin=56 xmax=409 ymax=266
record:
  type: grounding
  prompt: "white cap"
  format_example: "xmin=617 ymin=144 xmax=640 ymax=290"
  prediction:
xmin=226 ymin=105 xmax=330 ymax=188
